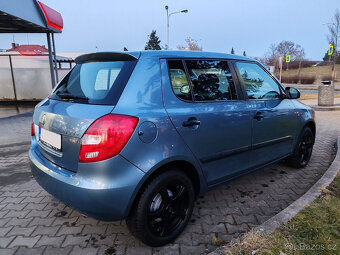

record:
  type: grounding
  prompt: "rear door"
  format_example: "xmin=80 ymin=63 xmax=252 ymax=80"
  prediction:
xmin=33 ymin=54 xmax=137 ymax=172
xmin=161 ymin=59 xmax=253 ymax=186
xmin=233 ymin=61 xmax=297 ymax=166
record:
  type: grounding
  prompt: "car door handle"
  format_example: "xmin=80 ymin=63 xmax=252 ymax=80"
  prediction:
xmin=253 ymin=112 xmax=264 ymax=121
xmin=182 ymin=118 xmax=201 ymax=127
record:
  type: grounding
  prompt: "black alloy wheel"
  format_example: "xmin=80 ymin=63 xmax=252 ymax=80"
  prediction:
xmin=298 ymin=130 xmax=314 ymax=166
xmin=126 ymin=170 xmax=195 ymax=247
xmin=147 ymin=183 xmax=189 ymax=237
xmin=287 ymin=126 xmax=314 ymax=168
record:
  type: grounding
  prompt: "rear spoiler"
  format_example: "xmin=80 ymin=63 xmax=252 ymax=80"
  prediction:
xmin=75 ymin=52 xmax=140 ymax=64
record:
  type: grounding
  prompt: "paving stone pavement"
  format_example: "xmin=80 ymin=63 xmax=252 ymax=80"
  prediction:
xmin=0 ymin=111 xmax=339 ymax=255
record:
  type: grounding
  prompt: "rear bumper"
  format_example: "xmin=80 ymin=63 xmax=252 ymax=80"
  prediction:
xmin=29 ymin=140 xmax=145 ymax=221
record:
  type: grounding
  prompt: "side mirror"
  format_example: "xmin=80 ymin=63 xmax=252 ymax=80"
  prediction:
xmin=285 ymin=87 xmax=300 ymax=99
xmin=180 ymin=85 xmax=190 ymax=94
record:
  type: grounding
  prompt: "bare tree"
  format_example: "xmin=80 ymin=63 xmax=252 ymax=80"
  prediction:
xmin=263 ymin=43 xmax=279 ymax=66
xmin=177 ymin=38 xmax=202 ymax=51
xmin=276 ymin=41 xmax=301 ymax=70
xmin=263 ymin=41 xmax=306 ymax=79
xmin=327 ymin=9 xmax=340 ymax=82
xmin=295 ymin=45 xmax=306 ymax=77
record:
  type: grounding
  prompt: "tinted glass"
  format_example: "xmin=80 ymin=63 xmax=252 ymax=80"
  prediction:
xmin=168 ymin=60 xmax=192 ymax=101
xmin=185 ymin=60 xmax=237 ymax=101
xmin=51 ymin=61 xmax=136 ymax=105
xmin=236 ymin=62 xmax=281 ymax=99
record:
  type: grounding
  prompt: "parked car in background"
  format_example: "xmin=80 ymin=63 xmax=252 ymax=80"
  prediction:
xmin=29 ymin=51 xmax=315 ymax=246
xmin=313 ymin=61 xmax=327 ymax=66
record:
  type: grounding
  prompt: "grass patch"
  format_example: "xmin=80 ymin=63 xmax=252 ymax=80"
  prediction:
xmin=223 ymin=173 xmax=340 ymax=255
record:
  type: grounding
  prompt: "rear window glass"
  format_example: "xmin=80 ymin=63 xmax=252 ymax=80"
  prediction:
xmin=51 ymin=61 xmax=136 ymax=105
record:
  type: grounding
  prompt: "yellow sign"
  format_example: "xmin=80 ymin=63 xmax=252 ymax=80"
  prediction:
xmin=286 ymin=55 xmax=291 ymax=63
xmin=328 ymin=45 xmax=334 ymax=55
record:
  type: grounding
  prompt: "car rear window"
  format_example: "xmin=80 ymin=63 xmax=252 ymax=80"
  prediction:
xmin=51 ymin=60 xmax=137 ymax=105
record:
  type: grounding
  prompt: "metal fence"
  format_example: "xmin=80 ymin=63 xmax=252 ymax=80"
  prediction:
xmin=0 ymin=54 xmax=71 ymax=101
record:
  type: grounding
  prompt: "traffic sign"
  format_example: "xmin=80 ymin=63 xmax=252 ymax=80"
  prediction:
xmin=328 ymin=45 xmax=334 ymax=55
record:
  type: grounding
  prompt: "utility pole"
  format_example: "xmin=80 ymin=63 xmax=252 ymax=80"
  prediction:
xmin=332 ymin=34 xmax=338 ymax=82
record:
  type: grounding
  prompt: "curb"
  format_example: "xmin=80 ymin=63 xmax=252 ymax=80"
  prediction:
xmin=311 ymin=105 xmax=340 ymax=111
xmin=209 ymin=136 xmax=340 ymax=255
xmin=254 ymin=136 xmax=340 ymax=234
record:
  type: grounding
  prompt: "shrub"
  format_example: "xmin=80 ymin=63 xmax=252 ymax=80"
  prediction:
xmin=281 ymin=75 xmax=299 ymax=84
xmin=300 ymin=75 xmax=316 ymax=84
xmin=290 ymin=75 xmax=300 ymax=84
xmin=321 ymin=74 xmax=332 ymax=81
xmin=284 ymin=61 xmax=318 ymax=70
xmin=281 ymin=76 xmax=292 ymax=83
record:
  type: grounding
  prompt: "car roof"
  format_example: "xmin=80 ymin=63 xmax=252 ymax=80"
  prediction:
xmin=76 ymin=51 xmax=254 ymax=63
xmin=137 ymin=50 xmax=253 ymax=61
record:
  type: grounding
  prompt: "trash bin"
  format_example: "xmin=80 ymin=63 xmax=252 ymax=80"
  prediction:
xmin=318 ymin=81 xmax=334 ymax=106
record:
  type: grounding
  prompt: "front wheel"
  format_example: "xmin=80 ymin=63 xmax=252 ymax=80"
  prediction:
xmin=287 ymin=126 xmax=314 ymax=168
xmin=126 ymin=170 xmax=195 ymax=247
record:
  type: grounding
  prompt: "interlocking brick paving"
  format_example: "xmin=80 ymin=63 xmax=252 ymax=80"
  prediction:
xmin=0 ymin=111 xmax=339 ymax=254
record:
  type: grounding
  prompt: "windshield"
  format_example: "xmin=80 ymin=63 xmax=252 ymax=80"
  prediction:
xmin=51 ymin=60 xmax=137 ymax=105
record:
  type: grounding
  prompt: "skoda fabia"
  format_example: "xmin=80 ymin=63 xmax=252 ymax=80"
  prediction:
xmin=29 ymin=51 xmax=315 ymax=246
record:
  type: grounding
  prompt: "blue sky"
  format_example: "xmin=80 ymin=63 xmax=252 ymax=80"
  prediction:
xmin=0 ymin=0 xmax=338 ymax=60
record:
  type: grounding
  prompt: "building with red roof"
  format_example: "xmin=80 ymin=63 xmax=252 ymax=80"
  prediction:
xmin=6 ymin=43 xmax=48 ymax=55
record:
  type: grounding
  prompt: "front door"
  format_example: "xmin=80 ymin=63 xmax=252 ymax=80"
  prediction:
xmin=234 ymin=61 xmax=297 ymax=167
xmin=161 ymin=59 xmax=253 ymax=186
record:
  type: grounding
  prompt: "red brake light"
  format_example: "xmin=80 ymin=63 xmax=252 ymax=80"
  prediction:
xmin=31 ymin=122 xmax=35 ymax=136
xmin=79 ymin=114 xmax=138 ymax=163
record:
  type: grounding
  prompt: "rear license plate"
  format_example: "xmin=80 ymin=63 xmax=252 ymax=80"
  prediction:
xmin=39 ymin=127 xmax=62 ymax=151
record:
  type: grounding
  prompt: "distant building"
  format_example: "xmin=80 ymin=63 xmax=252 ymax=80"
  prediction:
xmin=6 ymin=43 xmax=48 ymax=55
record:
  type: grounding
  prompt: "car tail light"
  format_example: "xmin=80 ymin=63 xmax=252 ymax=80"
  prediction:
xmin=31 ymin=122 xmax=35 ymax=136
xmin=79 ymin=114 xmax=138 ymax=163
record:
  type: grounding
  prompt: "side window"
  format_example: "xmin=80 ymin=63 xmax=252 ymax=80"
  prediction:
xmin=168 ymin=60 xmax=193 ymax=101
xmin=185 ymin=60 xmax=237 ymax=101
xmin=235 ymin=62 xmax=281 ymax=99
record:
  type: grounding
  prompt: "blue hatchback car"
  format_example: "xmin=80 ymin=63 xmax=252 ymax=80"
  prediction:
xmin=29 ymin=51 xmax=315 ymax=246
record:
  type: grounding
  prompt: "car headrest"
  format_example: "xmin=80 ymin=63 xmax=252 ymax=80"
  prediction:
xmin=193 ymin=73 xmax=220 ymax=93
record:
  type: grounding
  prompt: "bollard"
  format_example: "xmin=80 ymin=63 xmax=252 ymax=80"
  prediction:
xmin=318 ymin=81 xmax=334 ymax=106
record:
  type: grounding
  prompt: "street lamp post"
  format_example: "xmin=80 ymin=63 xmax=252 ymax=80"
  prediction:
xmin=165 ymin=6 xmax=188 ymax=50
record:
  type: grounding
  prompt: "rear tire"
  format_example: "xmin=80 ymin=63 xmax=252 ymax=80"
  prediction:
xmin=287 ymin=126 xmax=314 ymax=168
xmin=126 ymin=170 xmax=195 ymax=247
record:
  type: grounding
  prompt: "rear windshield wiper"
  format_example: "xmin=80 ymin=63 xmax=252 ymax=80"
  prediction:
xmin=56 ymin=91 xmax=89 ymax=101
